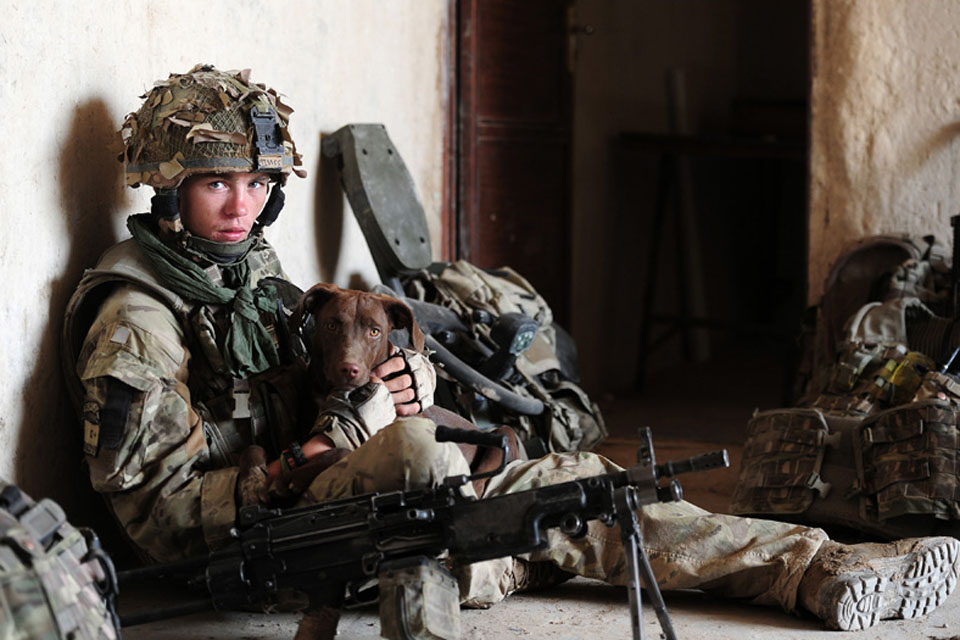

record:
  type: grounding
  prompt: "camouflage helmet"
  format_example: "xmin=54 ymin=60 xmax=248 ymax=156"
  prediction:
xmin=120 ymin=63 xmax=305 ymax=190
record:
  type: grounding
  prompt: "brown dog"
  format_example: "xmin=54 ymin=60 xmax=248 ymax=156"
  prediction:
xmin=237 ymin=283 xmax=520 ymax=507
xmin=236 ymin=285 xmax=420 ymax=508
xmin=291 ymin=283 xmax=521 ymax=488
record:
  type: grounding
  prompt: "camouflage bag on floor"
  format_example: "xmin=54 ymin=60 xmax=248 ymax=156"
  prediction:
xmin=0 ymin=483 xmax=119 ymax=639
xmin=734 ymin=234 xmax=960 ymax=539
xmin=402 ymin=260 xmax=607 ymax=454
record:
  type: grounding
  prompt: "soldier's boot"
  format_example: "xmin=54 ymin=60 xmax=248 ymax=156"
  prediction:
xmin=798 ymin=537 xmax=960 ymax=631
xmin=507 ymin=559 xmax=575 ymax=596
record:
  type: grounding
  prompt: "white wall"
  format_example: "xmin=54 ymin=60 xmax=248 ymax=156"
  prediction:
xmin=0 ymin=0 xmax=448 ymax=509
xmin=809 ymin=0 xmax=960 ymax=301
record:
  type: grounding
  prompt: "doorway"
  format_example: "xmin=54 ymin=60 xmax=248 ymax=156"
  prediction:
xmin=447 ymin=0 xmax=810 ymax=412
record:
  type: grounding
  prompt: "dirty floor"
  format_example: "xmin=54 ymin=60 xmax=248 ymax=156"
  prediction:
xmin=122 ymin=581 xmax=960 ymax=639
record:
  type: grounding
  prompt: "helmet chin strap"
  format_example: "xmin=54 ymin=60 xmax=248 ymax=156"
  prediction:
xmin=150 ymin=188 xmax=184 ymax=235
xmin=150 ymin=188 xmax=180 ymax=220
xmin=255 ymin=182 xmax=285 ymax=228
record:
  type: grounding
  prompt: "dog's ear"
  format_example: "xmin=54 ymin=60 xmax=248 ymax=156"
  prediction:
xmin=290 ymin=283 xmax=341 ymax=333
xmin=383 ymin=298 xmax=425 ymax=352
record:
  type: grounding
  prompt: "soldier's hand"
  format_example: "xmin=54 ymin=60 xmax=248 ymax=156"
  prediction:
xmin=237 ymin=445 xmax=270 ymax=507
xmin=373 ymin=349 xmax=435 ymax=415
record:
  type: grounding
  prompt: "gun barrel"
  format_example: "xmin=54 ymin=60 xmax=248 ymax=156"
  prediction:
xmin=654 ymin=449 xmax=729 ymax=478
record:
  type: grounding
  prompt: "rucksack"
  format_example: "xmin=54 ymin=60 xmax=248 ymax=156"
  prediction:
xmin=401 ymin=260 xmax=607 ymax=455
xmin=794 ymin=234 xmax=949 ymax=403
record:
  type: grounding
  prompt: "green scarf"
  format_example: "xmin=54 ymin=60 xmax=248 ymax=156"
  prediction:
xmin=127 ymin=214 xmax=280 ymax=377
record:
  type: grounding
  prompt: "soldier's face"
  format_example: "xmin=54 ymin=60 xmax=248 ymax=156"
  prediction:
xmin=179 ymin=172 xmax=271 ymax=243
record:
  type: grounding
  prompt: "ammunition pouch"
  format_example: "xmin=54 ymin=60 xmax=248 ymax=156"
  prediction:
xmin=861 ymin=400 xmax=960 ymax=524
xmin=730 ymin=408 xmax=840 ymax=516
xmin=731 ymin=400 xmax=960 ymax=539
xmin=378 ymin=556 xmax=460 ymax=640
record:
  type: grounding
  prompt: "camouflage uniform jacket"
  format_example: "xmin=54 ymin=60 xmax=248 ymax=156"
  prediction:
xmin=62 ymin=234 xmax=303 ymax=562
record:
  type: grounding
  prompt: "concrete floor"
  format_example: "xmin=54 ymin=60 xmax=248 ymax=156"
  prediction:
xmin=119 ymin=351 xmax=960 ymax=639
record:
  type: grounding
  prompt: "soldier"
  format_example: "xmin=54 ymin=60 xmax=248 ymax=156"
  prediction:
xmin=62 ymin=64 xmax=436 ymax=564
xmin=63 ymin=64 xmax=960 ymax=633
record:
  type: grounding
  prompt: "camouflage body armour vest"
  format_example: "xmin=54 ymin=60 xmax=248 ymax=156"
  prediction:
xmin=732 ymin=239 xmax=960 ymax=539
xmin=62 ymin=236 xmax=304 ymax=468
xmin=0 ymin=482 xmax=119 ymax=639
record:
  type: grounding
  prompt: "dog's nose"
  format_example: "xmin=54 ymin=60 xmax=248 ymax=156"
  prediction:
xmin=340 ymin=363 xmax=361 ymax=381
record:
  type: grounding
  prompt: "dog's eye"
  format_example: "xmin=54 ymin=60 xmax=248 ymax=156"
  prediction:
xmin=369 ymin=327 xmax=381 ymax=337
xmin=324 ymin=321 xmax=337 ymax=332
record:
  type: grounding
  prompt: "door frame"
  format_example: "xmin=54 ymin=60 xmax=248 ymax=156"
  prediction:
xmin=441 ymin=0 xmax=459 ymax=261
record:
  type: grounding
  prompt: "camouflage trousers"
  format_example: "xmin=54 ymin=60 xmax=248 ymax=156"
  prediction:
xmin=301 ymin=418 xmax=827 ymax=614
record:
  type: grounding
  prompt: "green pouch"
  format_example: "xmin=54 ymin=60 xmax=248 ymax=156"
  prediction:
xmin=730 ymin=408 xmax=831 ymax=515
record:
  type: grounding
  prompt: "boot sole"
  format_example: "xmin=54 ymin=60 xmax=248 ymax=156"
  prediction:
xmin=827 ymin=537 xmax=960 ymax=631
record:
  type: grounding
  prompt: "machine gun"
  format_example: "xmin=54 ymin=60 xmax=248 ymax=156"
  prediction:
xmin=120 ymin=427 xmax=728 ymax=640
